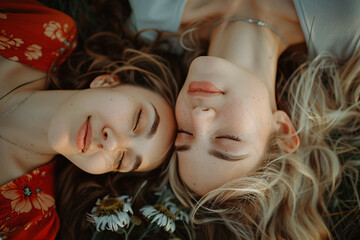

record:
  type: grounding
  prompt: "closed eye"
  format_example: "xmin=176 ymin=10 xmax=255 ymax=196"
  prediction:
xmin=116 ymin=151 xmax=125 ymax=170
xmin=216 ymin=135 xmax=241 ymax=142
xmin=177 ymin=130 xmax=193 ymax=135
xmin=133 ymin=109 xmax=143 ymax=131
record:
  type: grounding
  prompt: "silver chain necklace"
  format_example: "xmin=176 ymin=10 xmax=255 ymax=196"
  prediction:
xmin=0 ymin=91 xmax=35 ymax=120
xmin=0 ymin=79 xmax=50 ymax=156
xmin=209 ymin=17 xmax=289 ymax=46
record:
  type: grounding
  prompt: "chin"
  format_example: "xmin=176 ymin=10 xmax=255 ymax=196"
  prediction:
xmin=48 ymin=130 xmax=71 ymax=153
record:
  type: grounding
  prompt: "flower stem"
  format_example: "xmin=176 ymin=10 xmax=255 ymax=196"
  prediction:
xmin=124 ymin=222 xmax=135 ymax=240
xmin=132 ymin=180 xmax=148 ymax=204
xmin=137 ymin=222 xmax=153 ymax=240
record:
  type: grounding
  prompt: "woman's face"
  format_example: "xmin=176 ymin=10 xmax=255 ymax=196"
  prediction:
xmin=175 ymin=56 xmax=276 ymax=195
xmin=48 ymin=84 xmax=176 ymax=174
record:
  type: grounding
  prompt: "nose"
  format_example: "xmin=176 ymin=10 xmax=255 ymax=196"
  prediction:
xmin=98 ymin=127 xmax=129 ymax=151
xmin=190 ymin=107 xmax=215 ymax=135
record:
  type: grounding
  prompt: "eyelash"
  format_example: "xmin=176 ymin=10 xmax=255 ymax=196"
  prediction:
xmin=177 ymin=131 xmax=240 ymax=141
xmin=116 ymin=151 xmax=125 ymax=170
xmin=133 ymin=109 xmax=143 ymax=131
xmin=177 ymin=130 xmax=193 ymax=135
xmin=217 ymin=135 xmax=241 ymax=141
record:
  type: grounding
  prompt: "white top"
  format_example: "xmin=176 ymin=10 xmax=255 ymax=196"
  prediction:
xmin=127 ymin=0 xmax=186 ymax=53
xmin=128 ymin=0 xmax=360 ymax=61
xmin=293 ymin=0 xmax=360 ymax=61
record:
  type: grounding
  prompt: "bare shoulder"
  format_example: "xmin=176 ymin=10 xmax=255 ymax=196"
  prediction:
xmin=0 ymin=56 xmax=46 ymax=99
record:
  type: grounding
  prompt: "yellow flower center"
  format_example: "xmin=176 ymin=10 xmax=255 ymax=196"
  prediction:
xmin=131 ymin=215 xmax=142 ymax=226
xmin=96 ymin=198 xmax=124 ymax=216
xmin=154 ymin=204 xmax=175 ymax=221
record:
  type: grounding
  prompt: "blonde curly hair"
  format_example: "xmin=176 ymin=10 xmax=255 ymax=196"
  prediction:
xmin=169 ymin=48 xmax=360 ymax=240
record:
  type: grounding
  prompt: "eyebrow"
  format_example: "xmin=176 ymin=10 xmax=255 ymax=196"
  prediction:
xmin=130 ymin=155 xmax=142 ymax=171
xmin=147 ymin=104 xmax=160 ymax=138
xmin=175 ymin=145 xmax=191 ymax=151
xmin=175 ymin=145 xmax=248 ymax=162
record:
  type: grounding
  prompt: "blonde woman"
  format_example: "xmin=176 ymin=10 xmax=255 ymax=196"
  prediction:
xmin=128 ymin=0 xmax=360 ymax=239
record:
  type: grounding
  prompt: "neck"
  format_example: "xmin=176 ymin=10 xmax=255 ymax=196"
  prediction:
xmin=208 ymin=21 xmax=283 ymax=110
xmin=0 ymin=89 xmax=78 ymax=183
xmin=206 ymin=0 xmax=304 ymax=110
xmin=0 ymin=89 xmax=77 ymax=183
xmin=1 ymin=90 xmax=77 ymax=155
xmin=0 ymin=56 xmax=47 ymax=98
xmin=0 ymin=89 xmax=72 ymax=184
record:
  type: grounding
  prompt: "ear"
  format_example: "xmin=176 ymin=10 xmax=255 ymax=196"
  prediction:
xmin=273 ymin=110 xmax=300 ymax=152
xmin=90 ymin=74 xmax=121 ymax=88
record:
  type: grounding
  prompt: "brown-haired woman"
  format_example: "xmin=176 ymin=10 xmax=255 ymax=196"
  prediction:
xmin=0 ymin=1 xmax=183 ymax=239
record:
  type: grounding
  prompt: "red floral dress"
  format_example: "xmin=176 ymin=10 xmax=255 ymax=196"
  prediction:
xmin=0 ymin=162 xmax=58 ymax=239
xmin=0 ymin=0 xmax=77 ymax=72
xmin=0 ymin=0 xmax=77 ymax=239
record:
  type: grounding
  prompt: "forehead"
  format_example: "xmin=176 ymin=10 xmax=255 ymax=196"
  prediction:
xmin=177 ymin=148 xmax=263 ymax=195
xmin=176 ymin=130 xmax=272 ymax=194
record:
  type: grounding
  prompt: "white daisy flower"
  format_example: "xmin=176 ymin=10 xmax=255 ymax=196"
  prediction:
xmin=88 ymin=195 xmax=133 ymax=232
xmin=167 ymin=203 xmax=190 ymax=224
xmin=118 ymin=195 xmax=133 ymax=215
xmin=140 ymin=204 xmax=176 ymax=233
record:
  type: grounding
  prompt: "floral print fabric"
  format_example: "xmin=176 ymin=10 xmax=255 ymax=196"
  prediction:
xmin=0 ymin=0 xmax=77 ymax=72
xmin=0 ymin=162 xmax=58 ymax=239
xmin=0 ymin=0 xmax=78 ymax=239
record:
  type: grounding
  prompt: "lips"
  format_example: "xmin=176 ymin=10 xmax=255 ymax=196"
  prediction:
xmin=77 ymin=116 xmax=92 ymax=152
xmin=188 ymin=81 xmax=223 ymax=97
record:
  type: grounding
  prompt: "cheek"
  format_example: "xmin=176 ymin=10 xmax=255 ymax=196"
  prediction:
xmin=222 ymin=101 xmax=241 ymax=119
xmin=219 ymin=102 xmax=256 ymax=131
xmin=221 ymin=96 xmax=273 ymax=134
xmin=139 ymin=154 xmax=164 ymax=172
xmin=75 ymin=91 xmax=134 ymax=120
xmin=158 ymin=103 xmax=176 ymax=144
xmin=175 ymin=95 xmax=189 ymax=126
xmin=96 ymin=97 xmax=133 ymax=120
xmin=48 ymin=112 xmax=73 ymax=153
xmin=65 ymin=152 xmax=114 ymax=174
xmin=178 ymin=154 xmax=199 ymax=191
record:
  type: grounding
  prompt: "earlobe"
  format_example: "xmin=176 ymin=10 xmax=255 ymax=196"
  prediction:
xmin=90 ymin=74 xmax=121 ymax=88
xmin=273 ymin=110 xmax=300 ymax=152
